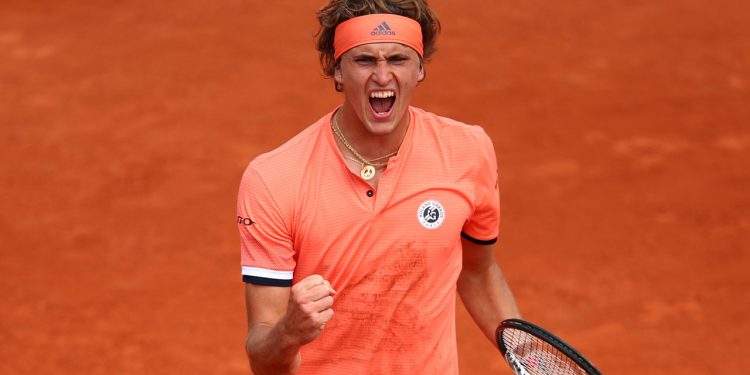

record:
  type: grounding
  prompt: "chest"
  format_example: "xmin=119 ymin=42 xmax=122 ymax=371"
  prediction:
xmin=290 ymin=161 xmax=476 ymax=275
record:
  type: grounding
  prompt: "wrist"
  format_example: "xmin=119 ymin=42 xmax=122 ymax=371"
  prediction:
xmin=275 ymin=316 xmax=303 ymax=357
xmin=246 ymin=322 xmax=301 ymax=375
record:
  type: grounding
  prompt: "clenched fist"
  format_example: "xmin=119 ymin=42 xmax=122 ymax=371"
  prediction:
xmin=280 ymin=274 xmax=336 ymax=346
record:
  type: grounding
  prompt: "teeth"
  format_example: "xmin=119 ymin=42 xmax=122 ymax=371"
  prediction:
xmin=369 ymin=91 xmax=395 ymax=99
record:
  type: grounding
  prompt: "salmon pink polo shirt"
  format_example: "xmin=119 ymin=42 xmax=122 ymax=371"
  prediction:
xmin=237 ymin=106 xmax=500 ymax=374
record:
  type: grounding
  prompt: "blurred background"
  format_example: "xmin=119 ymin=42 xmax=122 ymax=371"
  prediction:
xmin=1 ymin=0 xmax=748 ymax=373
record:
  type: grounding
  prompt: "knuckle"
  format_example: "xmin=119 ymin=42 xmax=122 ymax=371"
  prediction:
xmin=321 ymin=308 xmax=334 ymax=321
xmin=299 ymin=303 xmax=313 ymax=315
xmin=312 ymin=312 xmax=326 ymax=323
xmin=311 ymin=284 xmax=327 ymax=295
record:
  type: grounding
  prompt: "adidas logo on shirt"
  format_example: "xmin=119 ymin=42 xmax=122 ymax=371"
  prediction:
xmin=371 ymin=22 xmax=396 ymax=36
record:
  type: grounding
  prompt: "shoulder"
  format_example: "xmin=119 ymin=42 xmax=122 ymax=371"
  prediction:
xmin=250 ymin=120 xmax=325 ymax=171
xmin=413 ymin=107 xmax=493 ymax=143
xmin=411 ymin=107 xmax=495 ymax=158
xmin=239 ymin=112 xmax=331 ymax=204
xmin=245 ymin=114 xmax=329 ymax=183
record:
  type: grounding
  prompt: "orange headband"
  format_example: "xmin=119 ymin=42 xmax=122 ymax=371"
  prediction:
xmin=333 ymin=14 xmax=424 ymax=60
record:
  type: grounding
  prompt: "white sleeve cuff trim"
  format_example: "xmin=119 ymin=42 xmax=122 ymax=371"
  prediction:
xmin=241 ymin=266 xmax=293 ymax=280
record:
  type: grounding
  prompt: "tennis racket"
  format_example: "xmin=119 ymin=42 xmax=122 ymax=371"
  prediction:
xmin=496 ymin=319 xmax=602 ymax=375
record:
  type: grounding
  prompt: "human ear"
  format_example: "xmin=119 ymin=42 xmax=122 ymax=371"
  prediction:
xmin=334 ymin=64 xmax=343 ymax=85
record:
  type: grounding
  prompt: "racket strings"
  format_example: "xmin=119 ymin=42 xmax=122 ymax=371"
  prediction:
xmin=502 ymin=328 xmax=586 ymax=375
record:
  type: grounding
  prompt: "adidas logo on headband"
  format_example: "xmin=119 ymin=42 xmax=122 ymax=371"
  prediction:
xmin=371 ymin=22 xmax=396 ymax=36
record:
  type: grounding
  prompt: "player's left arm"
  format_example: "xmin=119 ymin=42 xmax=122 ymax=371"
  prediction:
xmin=457 ymin=238 xmax=522 ymax=347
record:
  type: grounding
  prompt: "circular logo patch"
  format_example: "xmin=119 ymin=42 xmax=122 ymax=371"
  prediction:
xmin=417 ymin=200 xmax=445 ymax=229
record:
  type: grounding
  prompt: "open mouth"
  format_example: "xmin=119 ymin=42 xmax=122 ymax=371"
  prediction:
xmin=369 ymin=90 xmax=396 ymax=118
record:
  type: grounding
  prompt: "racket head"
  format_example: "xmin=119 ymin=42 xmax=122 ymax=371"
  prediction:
xmin=496 ymin=319 xmax=602 ymax=375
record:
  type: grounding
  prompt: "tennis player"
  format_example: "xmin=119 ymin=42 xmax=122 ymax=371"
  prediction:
xmin=237 ymin=1 xmax=521 ymax=373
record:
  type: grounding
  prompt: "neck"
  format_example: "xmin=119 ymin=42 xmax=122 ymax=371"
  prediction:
xmin=334 ymin=104 xmax=410 ymax=160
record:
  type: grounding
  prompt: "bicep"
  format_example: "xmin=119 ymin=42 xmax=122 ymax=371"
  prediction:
xmin=460 ymin=237 xmax=497 ymax=274
xmin=245 ymin=283 xmax=290 ymax=329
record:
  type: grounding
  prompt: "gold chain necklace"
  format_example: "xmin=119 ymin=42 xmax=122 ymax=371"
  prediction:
xmin=331 ymin=112 xmax=398 ymax=180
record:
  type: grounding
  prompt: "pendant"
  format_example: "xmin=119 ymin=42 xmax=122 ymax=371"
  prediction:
xmin=360 ymin=165 xmax=376 ymax=180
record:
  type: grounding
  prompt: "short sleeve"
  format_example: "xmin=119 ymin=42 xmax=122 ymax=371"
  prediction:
xmin=237 ymin=166 xmax=295 ymax=286
xmin=461 ymin=131 xmax=500 ymax=245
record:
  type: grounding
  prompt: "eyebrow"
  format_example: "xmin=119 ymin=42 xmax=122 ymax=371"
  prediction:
xmin=352 ymin=53 xmax=410 ymax=60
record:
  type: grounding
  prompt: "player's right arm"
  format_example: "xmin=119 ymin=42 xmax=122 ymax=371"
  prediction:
xmin=238 ymin=167 xmax=335 ymax=372
xmin=245 ymin=275 xmax=336 ymax=375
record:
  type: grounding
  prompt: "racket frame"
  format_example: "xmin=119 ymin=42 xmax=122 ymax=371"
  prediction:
xmin=496 ymin=318 xmax=602 ymax=375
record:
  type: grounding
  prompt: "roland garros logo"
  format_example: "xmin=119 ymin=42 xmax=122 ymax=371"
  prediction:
xmin=417 ymin=200 xmax=445 ymax=229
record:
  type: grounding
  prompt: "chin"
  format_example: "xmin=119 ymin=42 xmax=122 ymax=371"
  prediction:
xmin=365 ymin=121 xmax=399 ymax=136
xmin=364 ymin=106 xmax=406 ymax=135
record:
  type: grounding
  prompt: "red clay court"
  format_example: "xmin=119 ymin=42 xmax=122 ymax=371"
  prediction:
xmin=1 ymin=0 xmax=748 ymax=374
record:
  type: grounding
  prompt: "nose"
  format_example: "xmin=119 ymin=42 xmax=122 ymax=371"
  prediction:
xmin=371 ymin=59 xmax=392 ymax=85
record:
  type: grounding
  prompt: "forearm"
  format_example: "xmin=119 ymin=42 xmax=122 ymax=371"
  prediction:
xmin=457 ymin=261 xmax=521 ymax=346
xmin=246 ymin=321 xmax=301 ymax=375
